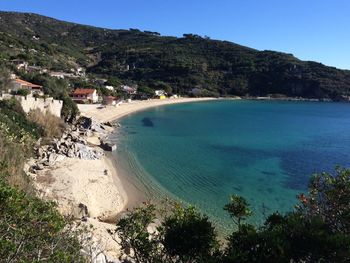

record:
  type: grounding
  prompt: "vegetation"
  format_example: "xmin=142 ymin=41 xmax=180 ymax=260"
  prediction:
xmin=0 ymin=100 xmax=85 ymax=262
xmin=0 ymin=12 xmax=350 ymax=100
xmin=1 ymin=10 xmax=350 ymax=262
xmin=28 ymin=108 xmax=66 ymax=141
xmin=0 ymin=176 xmax=85 ymax=262
xmin=112 ymin=168 xmax=350 ymax=262
xmin=0 ymin=64 xmax=11 ymax=93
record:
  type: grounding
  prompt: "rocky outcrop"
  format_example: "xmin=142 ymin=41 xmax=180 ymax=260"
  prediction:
xmin=30 ymin=118 xmax=109 ymax=172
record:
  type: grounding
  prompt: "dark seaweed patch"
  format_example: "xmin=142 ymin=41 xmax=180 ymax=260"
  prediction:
xmin=142 ymin=117 xmax=154 ymax=127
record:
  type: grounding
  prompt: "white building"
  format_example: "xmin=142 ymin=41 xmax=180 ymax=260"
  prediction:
xmin=105 ymin=85 xmax=115 ymax=91
xmin=122 ymin=85 xmax=137 ymax=95
xmin=10 ymin=79 xmax=44 ymax=96
xmin=155 ymin=90 xmax=166 ymax=96
xmin=71 ymin=88 xmax=99 ymax=103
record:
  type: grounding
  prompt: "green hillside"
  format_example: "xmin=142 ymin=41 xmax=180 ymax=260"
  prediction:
xmin=1 ymin=11 xmax=350 ymax=99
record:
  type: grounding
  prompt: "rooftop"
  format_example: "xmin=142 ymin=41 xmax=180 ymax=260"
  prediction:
xmin=13 ymin=78 xmax=42 ymax=89
xmin=72 ymin=88 xmax=96 ymax=95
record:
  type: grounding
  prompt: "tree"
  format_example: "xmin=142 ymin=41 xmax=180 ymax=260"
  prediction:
xmin=224 ymin=194 xmax=252 ymax=230
xmin=0 ymin=174 xmax=85 ymax=262
xmin=110 ymin=203 xmax=162 ymax=263
xmin=0 ymin=65 xmax=11 ymax=93
xmin=297 ymin=167 xmax=350 ymax=234
xmin=61 ymin=96 xmax=80 ymax=123
xmin=161 ymin=205 xmax=218 ymax=262
xmin=112 ymin=203 xmax=219 ymax=262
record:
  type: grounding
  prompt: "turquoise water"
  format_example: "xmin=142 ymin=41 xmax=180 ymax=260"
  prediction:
xmin=111 ymin=100 xmax=350 ymax=230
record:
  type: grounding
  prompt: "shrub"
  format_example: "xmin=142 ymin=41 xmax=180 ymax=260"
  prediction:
xmin=0 ymin=176 xmax=85 ymax=262
xmin=61 ymin=96 xmax=80 ymax=123
xmin=13 ymin=88 xmax=30 ymax=96
xmin=28 ymin=108 xmax=66 ymax=141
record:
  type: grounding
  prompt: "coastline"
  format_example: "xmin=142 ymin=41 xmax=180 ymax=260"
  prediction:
xmin=31 ymin=97 xmax=217 ymax=259
xmin=96 ymin=98 xmax=218 ymax=212
xmin=78 ymin=97 xmax=217 ymax=123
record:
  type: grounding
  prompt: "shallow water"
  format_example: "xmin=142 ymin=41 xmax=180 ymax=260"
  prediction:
xmin=110 ymin=100 xmax=350 ymax=231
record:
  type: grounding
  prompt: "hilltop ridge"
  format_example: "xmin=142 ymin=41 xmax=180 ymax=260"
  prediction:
xmin=1 ymin=11 xmax=350 ymax=99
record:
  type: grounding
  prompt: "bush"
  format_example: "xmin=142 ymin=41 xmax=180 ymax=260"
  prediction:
xmin=112 ymin=202 xmax=219 ymax=262
xmin=28 ymin=108 xmax=66 ymax=141
xmin=61 ymin=96 xmax=80 ymax=123
xmin=113 ymin=168 xmax=350 ymax=263
xmin=13 ymin=88 xmax=30 ymax=96
xmin=0 ymin=177 xmax=85 ymax=262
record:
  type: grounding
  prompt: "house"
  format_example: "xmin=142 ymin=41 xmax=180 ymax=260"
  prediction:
xmin=10 ymin=79 xmax=43 ymax=95
xmin=121 ymin=85 xmax=137 ymax=95
xmin=27 ymin=65 xmax=48 ymax=74
xmin=71 ymin=88 xmax=99 ymax=103
xmin=155 ymin=90 xmax=167 ymax=99
xmin=154 ymin=90 xmax=166 ymax=96
xmin=11 ymin=59 xmax=28 ymax=70
xmin=49 ymin=72 xmax=66 ymax=79
xmin=49 ymin=71 xmax=76 ymax=79
xmin=105 ymin=85 xmax=115 ymax=91
xmin=102 ymin=96 xmax=118 ymax=106
xmin=76 ymin=67 xmax=86 ymax=77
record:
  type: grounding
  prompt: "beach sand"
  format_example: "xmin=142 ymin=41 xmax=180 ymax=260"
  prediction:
xmin=33 ymin=97 xmax=215 ymax=259
xmin=78 ymin=97 xmax=215 ymax=123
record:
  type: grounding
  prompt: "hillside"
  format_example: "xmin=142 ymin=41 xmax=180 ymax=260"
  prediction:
xmin=1 ymin=11 xmax=350 ymax=99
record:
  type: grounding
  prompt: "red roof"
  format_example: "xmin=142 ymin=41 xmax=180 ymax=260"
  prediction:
xmin=72 ymin=88 xmax=96 ymax=95
xmin=14 ymin=79 xmax=42 ymax=89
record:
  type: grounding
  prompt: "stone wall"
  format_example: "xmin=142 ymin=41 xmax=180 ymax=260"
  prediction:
xmin=0 ymin=94 xmax=63 ymax=118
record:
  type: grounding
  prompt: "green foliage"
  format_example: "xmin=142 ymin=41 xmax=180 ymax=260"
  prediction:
xmin=61 ymin=96 xmax=80 ymax=123
xmin=161 ymin=205 xmax=218 ymax=262
xmin=1 ymin=11 xmax=350 ymax=99
xmin=0 ymin=64 xmax=10 ymax=92
xmin=112 ymin=203 xmax=218 ymax=262
xmin=114 ymin=168 xmax=350 ymax=263
xmin=0 ymin=103 xmax=85 ymax=261
xmin=297 ymin=167 xmax=350 ymax=234
xmin=224 ymin=194 xmax=252 ymax=229
xmin=113 ymin=203 xmax=161 ymax=262
xmin=13 ymin=88 xmax=30 ymax=96
xmin=0 ymin=98 xmax=41 ymax=141
xmin=0 ymin=177 xmax=85 ymax=262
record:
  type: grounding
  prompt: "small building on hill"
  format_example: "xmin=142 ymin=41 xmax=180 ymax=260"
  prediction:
xmin=27 ymin=65 xmax=48 ymax=74
xmin=10 ymin=59 xmax=28 ymax=70
xmin=155 ymin=90 xmax=165 ymax=96
xmin=71 ymin=88 xmax=99 ymax=103
xmin=102 ymin=96 xmax=118 ymax=106
xmin=121 ymin=85 xmax=137 ymax=95
xmin=155 ymin=90 xmax=167 ymax=99
xmin=10 ymin=78 xmax=44 ymax=96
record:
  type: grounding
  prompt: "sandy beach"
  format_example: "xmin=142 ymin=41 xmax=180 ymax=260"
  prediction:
xmin=78 ymin=97 xmax=216 ymax=123
xmin=32 ymin=97 xmax=215 ymax=259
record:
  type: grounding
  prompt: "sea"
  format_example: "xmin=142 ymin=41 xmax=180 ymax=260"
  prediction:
xmin=110 ymin=100 xmax=350 ymax=232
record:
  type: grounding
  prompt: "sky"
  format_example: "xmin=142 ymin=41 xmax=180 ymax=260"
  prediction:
xmin=0 ymin=0 xmax=349 ymax=69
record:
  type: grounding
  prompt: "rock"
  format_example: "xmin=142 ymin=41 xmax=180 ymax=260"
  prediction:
xmin=101 ymin=140 xmax=117 ymax=151
xmin=104 ymin=121 xmax=113 ymax=127
xmin=34 ymin=163 xmax=44 ymax=170
xmin=67 ymin=149 xmax=75 ymax=158
xmin=78 ymin=203 xmax=89 ymax=218
xmin=48 ymin=153 xmax=59 ymax=166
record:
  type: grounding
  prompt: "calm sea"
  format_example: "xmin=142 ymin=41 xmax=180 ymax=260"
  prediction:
xmin=110 ymin=100 xmax=350 ymax=231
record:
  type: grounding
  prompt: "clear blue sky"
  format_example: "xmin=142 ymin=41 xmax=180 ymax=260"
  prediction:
xmin=1 ymin=0 xmax=349 ymax=69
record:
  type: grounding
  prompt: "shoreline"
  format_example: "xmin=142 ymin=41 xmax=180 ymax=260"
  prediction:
xmin=94 ymin=98 xmax=218 ymax=214
xmin=32 ymin=97 xmax=217 ymax=259
xmin=78 ymin=97 xmax=217 ymax=123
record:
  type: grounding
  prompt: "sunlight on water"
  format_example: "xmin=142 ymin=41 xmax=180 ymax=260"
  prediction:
xmin=111 ymin=100 xmax=350 ymax=232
